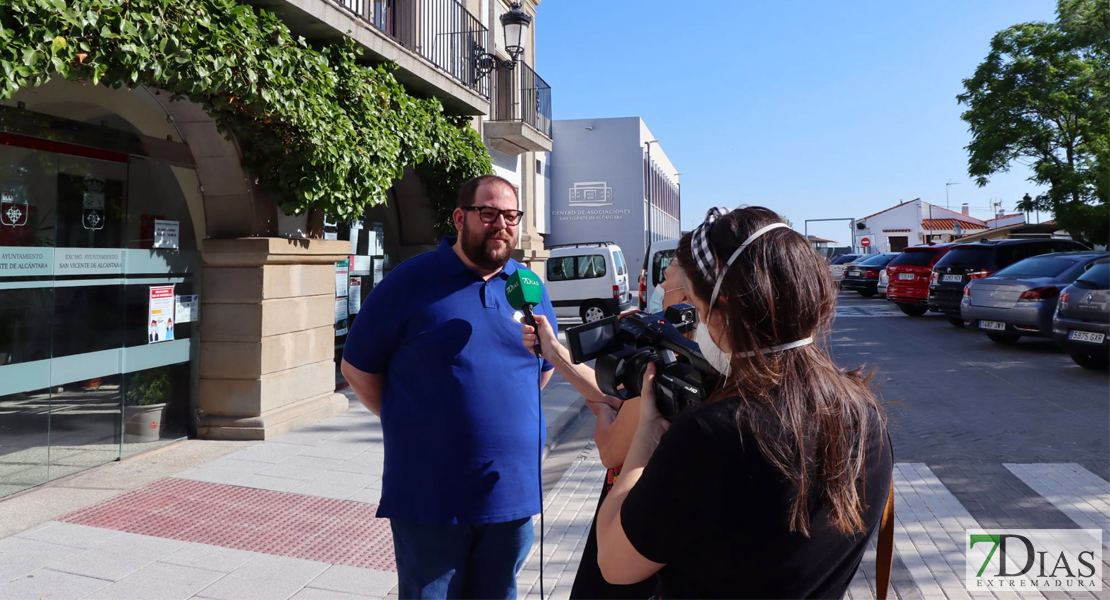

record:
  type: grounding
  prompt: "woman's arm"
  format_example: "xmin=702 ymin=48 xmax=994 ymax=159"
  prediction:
xmin=595 ymin=364 xmax=669 ymax=584
xmin=592 ymin=396 xmax=641 ymax=469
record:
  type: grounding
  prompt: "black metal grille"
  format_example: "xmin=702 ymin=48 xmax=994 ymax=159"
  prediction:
xmin=334 ymin=0 xmax=490 ymax=99
xmin=490 ymin=61 xmax=552 ymax=138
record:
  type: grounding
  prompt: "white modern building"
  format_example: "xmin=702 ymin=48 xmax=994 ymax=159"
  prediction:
xmin=547 ymin=117 xmax=680 ymax=276
xmin=854 ymin=199 xmax=993 ymax=253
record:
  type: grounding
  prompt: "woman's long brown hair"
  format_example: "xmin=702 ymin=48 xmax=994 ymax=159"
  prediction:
xmin=676 ymin=206 xmax=885 ymax=536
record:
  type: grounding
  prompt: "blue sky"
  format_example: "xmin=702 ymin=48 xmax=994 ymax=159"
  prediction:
xmin=535 ymin=0 xmax=1060 ymax=245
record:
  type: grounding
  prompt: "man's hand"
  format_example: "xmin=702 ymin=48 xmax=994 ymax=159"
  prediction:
xmin=521 ymin=313 xmax=559 ymax=357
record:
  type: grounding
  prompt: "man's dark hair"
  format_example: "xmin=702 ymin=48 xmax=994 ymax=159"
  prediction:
xmin=457 ymin=174 xmax=517 ymax=208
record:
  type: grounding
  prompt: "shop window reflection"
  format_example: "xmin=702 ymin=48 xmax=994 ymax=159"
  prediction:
xmin=0 ymin=387 xmax=51 ymax=497
xmin=0 ymin=288 xmax=53 ymax=366
xmin=0 ymin=146 xmax=57 ymax=247
xmin=52 ymin=284 xmax=124 ymax=358
xmin=55 ymin=156 xmax=125 ymax=250
xmin=47 ymin=374 xmax=122 ymax=476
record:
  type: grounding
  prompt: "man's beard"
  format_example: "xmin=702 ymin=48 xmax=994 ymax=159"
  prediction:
xmin=460 ymin=223 xmax=515 ymax=271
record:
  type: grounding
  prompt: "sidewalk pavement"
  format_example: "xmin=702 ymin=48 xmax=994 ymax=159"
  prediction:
xmin=0 ymin=341 xmax=591 ymax=600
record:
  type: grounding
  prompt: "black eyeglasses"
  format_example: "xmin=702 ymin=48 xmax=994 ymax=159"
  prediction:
xmin=462 ymin=206 xmax=524 ymax=225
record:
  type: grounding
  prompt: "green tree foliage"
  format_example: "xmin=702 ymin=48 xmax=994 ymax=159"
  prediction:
xmin=957 ymin=0 xmax=1108 ymax=245
xmin=0 ymin=0 xmax=491 ymax=224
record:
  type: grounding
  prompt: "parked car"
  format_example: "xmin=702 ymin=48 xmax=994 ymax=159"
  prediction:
xmin=929 ymin=239 xmax=1089 ymax=327
xmin=877 ymin=269 xmax=888 ymax=297
xmin=1053 ymin=258 xmax=1110 ymax=369
xmin=545 ymin=242 xmax=633 ymax=322
xmin=961 ymin=251 xmax=1108 ymax=344
xmin=638 ymin=238 xmax=679 ymax=310
xmin=885 ymin=243 xmax=955 ymax=316
xmin=840 ymin=253 xmax=899 ymax=297
xmin=828 ymin=254 xmax=863 ymax=287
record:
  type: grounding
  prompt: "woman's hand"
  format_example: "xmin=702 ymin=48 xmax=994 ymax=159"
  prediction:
xmin=521 ymin=313 xmax=559 ymax=357
xmin=637 ymin=363 xmax=670 ymax=436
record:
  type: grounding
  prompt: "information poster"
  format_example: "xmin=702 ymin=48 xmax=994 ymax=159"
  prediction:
xmin=148 ymin=285 xmax=176 ymax=343
xmin=175 ymin=294 xmax=199 ymax=323
xmin=153 ymin=220 xmax=179 ymax=249
xmin=373 ymin=258 xmax=384 ymax=286
xmin=348 ymin=277 xmax=362 ymax=315
xmin=335 ymin=298 xmax=349 ymax=337
xmin=335 ymin=258 xmax=349 ymax=297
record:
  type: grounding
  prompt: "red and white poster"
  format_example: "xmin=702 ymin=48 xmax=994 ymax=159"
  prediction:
xmin=148 ymin=285 xmax=176 ymax=343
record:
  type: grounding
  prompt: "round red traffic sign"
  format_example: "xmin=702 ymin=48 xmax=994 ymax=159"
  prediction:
xmin=861 ymin=237 xmax=871 ymax=247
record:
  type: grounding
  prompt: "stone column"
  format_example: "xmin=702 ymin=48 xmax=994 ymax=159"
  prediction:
xmin=516 ymin=151 xmax=550 ymax=275
xmin=196 ymin=238 xmax=350 ymax=440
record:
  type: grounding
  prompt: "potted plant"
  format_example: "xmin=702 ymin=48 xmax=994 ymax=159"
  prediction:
xmin=123 ymin=368 xmax=170 ymax=443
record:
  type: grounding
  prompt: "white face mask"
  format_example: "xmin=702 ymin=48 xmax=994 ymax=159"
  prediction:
xmin=695 ymin=318 xmax=732 ymax=376
xmin=647 ymin=283 xmax=667 ymax=313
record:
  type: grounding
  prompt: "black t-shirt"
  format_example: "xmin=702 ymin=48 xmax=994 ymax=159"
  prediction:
xmin=620 ymin=397 xmax=893 ymax=599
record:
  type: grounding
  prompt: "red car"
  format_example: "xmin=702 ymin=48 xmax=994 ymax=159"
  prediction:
xmin=885 ymin=244 xmax=955 ymax=316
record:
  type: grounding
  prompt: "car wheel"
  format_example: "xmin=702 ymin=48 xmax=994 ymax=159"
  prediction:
xmin=987 ymin=332 xmax=1021 ymax=345
xmin=948 ymin=318 xmax=967 ymax=328
xmin=580 ymin=302 xmax=609 ymax=323
xmin=1070 ymin=351 xmax=1109 ymax=370
xmin=899 ymin=305 xmax=928 ymax=317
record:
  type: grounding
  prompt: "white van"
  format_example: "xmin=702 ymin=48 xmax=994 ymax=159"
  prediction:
xmin=638 ymin=238 xmax=679 ymax=310
xmin=544 ymin=242 xmax=632 ymax=322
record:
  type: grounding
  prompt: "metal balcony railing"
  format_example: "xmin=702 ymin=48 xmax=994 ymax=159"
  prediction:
xmin=490 ymin=62 xmax=552 ymax=137
xmin=335 ymin=0 xmax=490 ymax=98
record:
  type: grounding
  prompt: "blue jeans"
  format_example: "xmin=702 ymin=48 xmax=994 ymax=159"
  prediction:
xmin=390 ymin=517 xmax=534 ymax=599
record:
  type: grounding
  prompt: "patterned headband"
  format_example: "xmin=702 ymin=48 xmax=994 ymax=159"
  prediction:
xmin=691 ymin=206 xmax=731 ymax=280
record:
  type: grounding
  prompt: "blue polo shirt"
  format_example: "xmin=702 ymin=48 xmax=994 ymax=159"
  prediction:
xmin=343 ymin=237 xmax=557 ymax=524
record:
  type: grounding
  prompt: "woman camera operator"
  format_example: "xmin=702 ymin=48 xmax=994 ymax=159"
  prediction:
xmin=594 ymin=206 xmax=893 ymax=599
xmin=521 ymin=259 xmax=689 ymax=599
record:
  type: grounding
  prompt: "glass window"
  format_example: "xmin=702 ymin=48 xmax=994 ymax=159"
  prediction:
xmin=993 ymin=256 xmax=1080 ymax=279
xmin=889 ymin=249 xmax=939 ymax=267
xmin=0 ymin=146 xmax=57 ymax=247
xmin=652 ymin=250 xmax=676 ymax=287
xmin=613 ymin=250 xmax=626 ymax=277
xmin=1073 ymin=263 xmax=1110 ymax=289
xmin=936 ymin=246 xmax=997 ymax=270
xmin=576 ymin=255 xmax=606 ymax=279
xmin=0 ymin=288 xmax=53 ymax=366
xmin=55 ymin=156 xmax=126 ymax=250
xmin=831 ymin=255 xmax=860 ymax=265
xmin=858 ymin=254 xmax=896 ymax=267
xmin=0 ymin=387 xmax=52 ymax=496
xmin=547 ymin=257 xmax=574 ymax=281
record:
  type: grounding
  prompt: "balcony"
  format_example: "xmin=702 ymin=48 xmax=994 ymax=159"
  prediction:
xmin=485 ymin=62 xmax=553 ymax=155
xmin=246 ymin=0 xmax=490 ymax=115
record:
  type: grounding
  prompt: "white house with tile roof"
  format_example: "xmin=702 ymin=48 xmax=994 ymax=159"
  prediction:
xmin=853 ymin=198 xmax=990 ymax=253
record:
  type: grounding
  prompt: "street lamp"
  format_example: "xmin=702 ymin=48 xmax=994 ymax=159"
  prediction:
xmin=476 ymin=2 xmax=532 ymax=76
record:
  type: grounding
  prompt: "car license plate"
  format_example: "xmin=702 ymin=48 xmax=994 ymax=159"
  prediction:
xmin=1069 ymin=330 xmax=1106 ymax=344
xmin=898 ymin=273 xmax=914 ymax=280
xmin=980 ymin=320 xmax=1006 ymax=331
xmin=942 ymin=274 xmax=963 ymax=283
xmin=848 ymin=271 xmax=861 ymax=277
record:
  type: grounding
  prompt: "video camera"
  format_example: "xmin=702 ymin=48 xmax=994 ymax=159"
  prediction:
xmin=565 ymin=304 xmax=718 ymax=419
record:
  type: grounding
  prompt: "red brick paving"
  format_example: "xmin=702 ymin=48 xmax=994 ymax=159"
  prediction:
xmin=60 ymin=478 xmax=396 ymax=571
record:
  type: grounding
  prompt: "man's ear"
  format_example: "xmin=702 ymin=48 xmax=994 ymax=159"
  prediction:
xmin=452 ymin=207 xmax=464 ymax=233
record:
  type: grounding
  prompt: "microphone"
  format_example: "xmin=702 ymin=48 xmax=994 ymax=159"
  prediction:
xmin=506 ymin=267 xmax=546 ymax=358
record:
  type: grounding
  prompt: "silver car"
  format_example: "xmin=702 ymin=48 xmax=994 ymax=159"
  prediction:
xmin=877 ymin=268 xmax=888 ymax=297
xmin=1053 ymin=258 xmax=1109 ymax=369
xmin=961 ymin=251 xmax=1109 ymax=344
xmin=828 ymin=254 xmax=863 ymax=286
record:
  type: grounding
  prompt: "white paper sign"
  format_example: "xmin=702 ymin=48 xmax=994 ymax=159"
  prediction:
xmin=373 ymin=258 xmax=384 ymax=285
xmin=352 ymin=255 xmax=372 ymax=275
xmin=335 ymin=298 xmax=349 ymax=336
xmin=148 ymin=285 xmax=176 ymax=343
xmin=175 ymin=294 xmax=199 ymax=323
xmin=348 ymin=277 xmax=362 ymax=315
xmin=153 ymin=220 xmax=179 ymax=249
xmin=335 ymin=259 xmax=349 ymax=297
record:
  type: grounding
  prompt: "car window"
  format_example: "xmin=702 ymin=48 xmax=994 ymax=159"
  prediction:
xmin=547 ymin=257 xmax=575 ymax=282
xmin=858 ymin=254 xmax=894 ymax=267
xmin=577 ymin=255 xmax=606 ymax=279
xmin=1073 ymin=263 xmax=1110 ymax=289
xmin=613 ymin=250 xmax=626 ymax=277
xmin=831 ymin=255 xmax=859 ymax=265
xmin=992 ymin=256 xmax=1080 ymax=279
xmin=888 ymin=250 xmax=938 ymax=267
xmin=935 ymin=246 xmax=996 ymax=270
xmin=652 ymin=250 xmax=676 ymax=286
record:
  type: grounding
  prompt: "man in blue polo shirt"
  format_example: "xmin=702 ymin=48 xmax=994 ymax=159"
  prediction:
xmin=341 ymin=174 xmax=556 ymax=599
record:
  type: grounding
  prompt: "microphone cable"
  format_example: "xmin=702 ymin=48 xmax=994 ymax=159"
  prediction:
xmin=536 ymin=353 xmax=545 ymax=600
